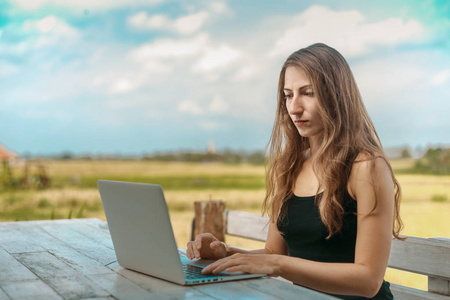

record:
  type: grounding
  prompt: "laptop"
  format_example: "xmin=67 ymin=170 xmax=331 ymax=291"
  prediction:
xmin=97 ymin=180 xmax=265 ymax=285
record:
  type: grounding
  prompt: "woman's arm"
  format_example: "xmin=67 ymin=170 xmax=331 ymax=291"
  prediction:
xmin=225 ymin=221 xmax=289 ymax=256
xmin=203 ymin=156 xmax=395 ymax=298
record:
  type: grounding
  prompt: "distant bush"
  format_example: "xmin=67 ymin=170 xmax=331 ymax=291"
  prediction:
xmin=0 ymin=161 xmax=51 ymax=191
xmin=431 ymin=194 xmax=448 ymax=203
xmin=401 ymin=149 xmax=412 ymax=159
xmin=142 ymin=150 xmax=265 ymax=165
xmin=414 ymin=147 xmax=450 ymax=175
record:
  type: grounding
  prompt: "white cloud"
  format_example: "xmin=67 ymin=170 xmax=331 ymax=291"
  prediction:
xmin=270 ymin=5 xmax=427 ymax=58
xmin=177 ymin=100 xmax=204 ymax=115
xmin=108 ymin=78 xmax=139 ymax=95
xmin=10 ymin=0 xmax=162 ymax=11
xmin=128 ymin=34 xmax=242 ymax=76
xmin=128 ymin=34 xmax=209 ymax=72
xmin=35 ymin=16 xmax=57 ymax=32
xmin=128 ymin=12 xmax=169 ymax=30
xmin=430 ymin=69 xmax=450 ymax=86
xmin=129 ymin=34 xmax=208 ymax=60
xmin=23 ymin=15 xmax=79 ymax=36
xmin=21 ymin=15 xmax=81 ymax=49
xmin=353 ymin=56 xmax=423 ymax=106
xmin=193 ymin=45 xmax=242 ymax=73
xmin=173 ymin=11 xmax=209 ymax=35
xmin=232 ymin=64 xmax=259 ymax=82
xmin=176 ymin=97 xmax=229 ymax=117
xmin=128 ymin=11 xmax=209 ymax=35
xmin=208 ymin=1 xmax=230 ymax=15
xmin=209 ymin=96 xmax=229 ymax=113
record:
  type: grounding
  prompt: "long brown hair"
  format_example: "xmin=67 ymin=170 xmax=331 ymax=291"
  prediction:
xmin=263 ymin=43 xmax=403 ymax=239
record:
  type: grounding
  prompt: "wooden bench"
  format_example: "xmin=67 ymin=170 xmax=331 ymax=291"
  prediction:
xmin=192 ymin=201 xmax=450 ymax=300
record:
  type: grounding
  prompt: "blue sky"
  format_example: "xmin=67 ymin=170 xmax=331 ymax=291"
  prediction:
xmin=0 ymin=0 xmax=449 ymax=156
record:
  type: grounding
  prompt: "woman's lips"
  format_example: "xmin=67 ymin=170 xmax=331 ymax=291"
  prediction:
xmin=294 ymin=120 xmax=308 ymax=127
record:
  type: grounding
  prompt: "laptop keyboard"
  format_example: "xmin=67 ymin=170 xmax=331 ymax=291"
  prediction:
xmin=178 ymin=249 xmax=231 ymax=280
xmin=182 ymin=264 xmax=212 ymax=279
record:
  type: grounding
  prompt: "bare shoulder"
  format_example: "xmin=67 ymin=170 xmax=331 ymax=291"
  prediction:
xmin=348 ymin=151 xmax=394 ymax=203
xmin=351 ymin=151 xmax=392 ymax=178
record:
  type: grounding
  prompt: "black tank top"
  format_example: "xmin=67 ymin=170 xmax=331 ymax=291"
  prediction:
xmin=277 ymin=191 xmax=393 ymax=300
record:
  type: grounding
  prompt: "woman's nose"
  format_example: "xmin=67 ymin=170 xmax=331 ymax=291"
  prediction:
xmin=288 ymin=95 xmax=304 ymax=114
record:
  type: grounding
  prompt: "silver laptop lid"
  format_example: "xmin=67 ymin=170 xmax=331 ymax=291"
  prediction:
xmin=97 ymin=180 xmax=185 ymax=285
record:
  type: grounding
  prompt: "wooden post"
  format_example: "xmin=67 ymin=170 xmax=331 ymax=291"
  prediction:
xmin=193 ymin=201 xmax=226 ymax=242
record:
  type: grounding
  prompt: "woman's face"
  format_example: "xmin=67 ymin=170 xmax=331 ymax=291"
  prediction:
xmin=283 ymin=66 xmax=324 ymax=139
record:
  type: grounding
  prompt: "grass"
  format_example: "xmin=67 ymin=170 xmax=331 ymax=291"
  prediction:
xmin=1 ymin=158 xmax=449 ymax=292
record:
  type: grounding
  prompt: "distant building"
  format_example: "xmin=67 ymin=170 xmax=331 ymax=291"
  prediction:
xmin=207 ymin=139 xmax=216 ymax=154
xmin=0 ymin=144 xmax=18 ymax=162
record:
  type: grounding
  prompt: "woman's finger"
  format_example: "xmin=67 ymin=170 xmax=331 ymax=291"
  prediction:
xmin=192 ymin=235 xmax=206 ymax=258
xmin=202 ymin=254 xmax=240 ymax=274
xmin=186 ymin=241 xmax=194 ymax=259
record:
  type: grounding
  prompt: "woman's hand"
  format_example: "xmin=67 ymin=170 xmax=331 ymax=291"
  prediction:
xmin=186 ymin=233 xmax=227 ymax=260
xmin=201 ymin=253 xmax=281 ymax=276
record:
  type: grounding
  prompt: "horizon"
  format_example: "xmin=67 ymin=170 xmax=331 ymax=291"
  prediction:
xmin=1 ymin=0 xmax=449 ymax=155
xmin=4 ymin=141 xmax=448 ymax=160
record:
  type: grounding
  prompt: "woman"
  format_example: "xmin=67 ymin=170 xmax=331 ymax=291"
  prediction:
xmin=186 ymin=43 xmax=403 ymax=299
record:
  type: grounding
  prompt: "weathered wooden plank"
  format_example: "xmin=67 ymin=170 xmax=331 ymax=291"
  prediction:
xmin=56 ymin=219 xmax=114 ymax=248
xmin=429 ymin=277 xmax=450 ymax=296
xmin=0 ymin=248 xmax=37 ymax=283
xmin=14 ymin=250 xmax=111 ymax=299
xmin=0 ymin=288 xmax=10 ymax=300
xmin=41 ymin=221 xmax=112 ymax=249
xmin=44 ymin=275 xmax=110 ymax=300
xmin=226 ymin=210 xmax=269 ymax=242
xmin=40 ymin=224 xmax=117 ymax=265
xmin=0 ymin=227 xmax=46 ymax=253
xmin=191 ymin=279 xmax=281 ymax=300
xmin=26 ymin=226 xmax=114 ymax=276
xmin=79 ymin=297 xmax=116 ymax=300
xmin=78 ymin=298 xmax=116 ymax=300
xmin=2 ymin=224 xmax=112 ymax=277
xmin=238 ymin=278 xmax=337 ymax=299
xmin=86 ymin=272 xmax=156 ymax=300
xmin=388 ymin=237 xmax=450 ymax=278
xmin=390 ymin=283 xmax=450 ymax=300
xmin=1 ymin=280 xmax=63 ymax=300
xmin=46 ymin=246 xmax=115 ymax=276
xmin=13 ymin=251 xmax=82 ymax=278
xmin=70 ymin=218 xmax=110 ymax=234
xmin=107 ymin=261 xmax=214 ymax=299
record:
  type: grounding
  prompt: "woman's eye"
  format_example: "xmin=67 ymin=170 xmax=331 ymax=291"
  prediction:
xmin=303 ymin=92 xmax=314 ymax=97
xmin=284 ymin=94 xmax=293 ymax=100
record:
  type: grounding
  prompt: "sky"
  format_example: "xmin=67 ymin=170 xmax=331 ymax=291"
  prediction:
xmin=0 ymin=0 xmax=449 ymax=156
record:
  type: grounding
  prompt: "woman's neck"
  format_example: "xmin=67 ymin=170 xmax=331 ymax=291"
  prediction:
xmin=308 ymin=135 xmax=322 ymax=158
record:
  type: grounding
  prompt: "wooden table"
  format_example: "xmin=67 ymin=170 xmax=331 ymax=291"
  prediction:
xmin=0 ymin=218 xmax=336 ymax=299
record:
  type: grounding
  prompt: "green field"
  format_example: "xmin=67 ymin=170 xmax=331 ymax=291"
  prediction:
xmin=1 ymin=159 xmax=449 ymax=291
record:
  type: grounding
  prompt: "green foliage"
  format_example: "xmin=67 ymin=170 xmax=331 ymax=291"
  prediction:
xmin=78 ymin=175 xmax=266 ymax=190
xmin=1 ymin=161 xmax=51 ymax=191
xmin=247 ymin=151 xmax=265 ymax=165
xmin=414 ymin=148 xmax=450 ymax=175
xmin=431 ymin=194 xmax=448 ymax=203
xmin=76 ymin=201 xmax=86 ymax=218
xmin=401 ymin=149 xmax=412 ymax=159
xmin=38 ymin=198 xmax=51 ymax=208
xmin=142 ymin=150 xmax=265 ymax=165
